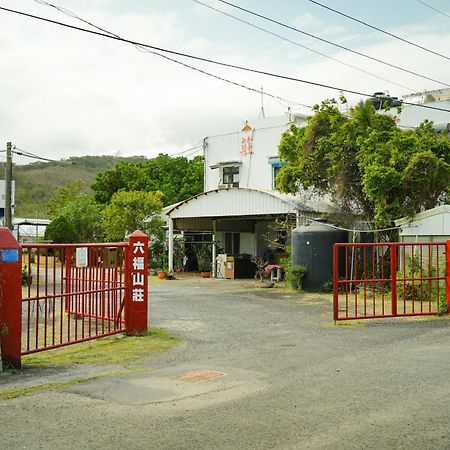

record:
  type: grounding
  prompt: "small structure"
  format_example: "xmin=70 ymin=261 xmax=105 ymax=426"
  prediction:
xmin=163 ymin=113 xmax=334 ymax=277
xmin=395 ymin=205 xmax=450 ymax=242
xmin=13 ymin=218 xmax=50 ymax=243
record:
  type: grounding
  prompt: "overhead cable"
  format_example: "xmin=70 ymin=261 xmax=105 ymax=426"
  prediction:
xmin=12 ymin=146 xmax=61 ymax=162
xmin=194 ymin=0 xmax=415 ymax=92
xmin=1 ymin=5 xmax=450 ymax=113
xmin=33 ymin=0 xmax=311 ymax=110
xmin=169 ymin=143 xmax=203 ymax=157
xmin=308 ymin=0 xmax=450 ymax=61
xmin=416 ymin=0 xmax=450 ymax=20
xmin=216 ymin=0 xmax=450 ymax=87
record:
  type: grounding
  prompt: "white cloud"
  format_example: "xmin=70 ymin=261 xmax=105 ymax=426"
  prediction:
xmin=293 ymin=12 xmax=322 ymax=28
xmin=0 ymin=0 xmax=448 ymax=168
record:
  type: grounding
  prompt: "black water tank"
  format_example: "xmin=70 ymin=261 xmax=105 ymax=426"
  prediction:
xmin=291 ymin=219 xmax=348 ymax=291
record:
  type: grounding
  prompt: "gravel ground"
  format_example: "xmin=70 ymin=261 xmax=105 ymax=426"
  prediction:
xmin=1 ymin=276 xmax=450 ymax=449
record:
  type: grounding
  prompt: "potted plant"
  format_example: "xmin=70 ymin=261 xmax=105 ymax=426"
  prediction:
xmin=199 ymin=261 xmax=211 ymax=278
xmin=157 ymin=268 xmax=167 ymax=279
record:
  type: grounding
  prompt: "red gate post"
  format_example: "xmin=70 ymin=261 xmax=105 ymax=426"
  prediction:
xmin=0 ymin=228 xmax=22 ymax=369
xmin=125 ymin=231 xmax=149 ymax=334
xmin=333 ymin=244 xmax=339 ymax=321
xmin=446 ymin=240 xmax=450 ymax=313
xmin=390 ymin=243 xmax=398 ymax=317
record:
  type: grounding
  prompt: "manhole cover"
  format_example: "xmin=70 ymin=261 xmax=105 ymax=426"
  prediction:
xmin=177 ymin=370 xmax=226 ymax=383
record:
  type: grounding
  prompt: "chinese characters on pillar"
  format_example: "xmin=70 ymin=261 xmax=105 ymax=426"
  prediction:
xmin=131 ymin=240 xmax=146 ymax=302
xmin=240 ymin=130 xmax=253 ymax=156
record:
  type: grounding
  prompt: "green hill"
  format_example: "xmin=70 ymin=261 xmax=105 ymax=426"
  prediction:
xmin=8 ymin=155 xmax=147 ymax=218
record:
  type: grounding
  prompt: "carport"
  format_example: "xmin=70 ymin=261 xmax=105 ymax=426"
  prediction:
xmin=163 ymin=187 xmax=325 ymax=275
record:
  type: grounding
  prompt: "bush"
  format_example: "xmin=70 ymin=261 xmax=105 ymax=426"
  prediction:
xmin=287 ymin=265 xmax=308 ymax=291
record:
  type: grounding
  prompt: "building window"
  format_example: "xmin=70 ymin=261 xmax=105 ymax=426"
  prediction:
xmin=268 ymin=156 xmax=286 ymax=190
xmin=222 ymin=166 xmax=240 ymax=187
xmin=273 ymin=165 xmax=282 ymax=189
xmin=224 ymin=232 xmax=240 ymax=255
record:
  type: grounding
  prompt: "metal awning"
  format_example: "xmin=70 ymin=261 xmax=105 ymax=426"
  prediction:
xmin=165 ymin=188 xmax=314 ymax=220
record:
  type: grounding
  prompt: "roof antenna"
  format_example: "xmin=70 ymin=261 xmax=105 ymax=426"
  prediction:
xmin=259 ymin=86 xmax=266 ymax=119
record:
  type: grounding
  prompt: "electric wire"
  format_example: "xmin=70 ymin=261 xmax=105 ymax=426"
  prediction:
xmin=416 ymin=0 xmax=450 ymax=20
xmin=194 ymin=0 xmax=415 ymax=92
xmin=308 ymin=0 xmax=450 ymax=61
xmin=169 ymin=143 xmax=203 ymax=157
xmin=12 ymin=146 xmax=61 ymax=162
xmin=308 ymin=218 xmax=400 ymax=233
xmin=2 ymin=5 xmax=450 ymax=113
xmin=32 ymin=0 xmax=311 ymax=110
xmin=216 ymin=0 xmax=450 ymax=87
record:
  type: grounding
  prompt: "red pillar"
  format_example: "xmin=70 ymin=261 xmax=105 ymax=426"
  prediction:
xmin=332 ymin=244 xmax=339 ymax=321
xmin=0 ymin=228 xmax=22 ymax=369
xmin=125 ymin=230 xmax=149 ymax=334
xmin=446 ymin=240 xmax=450 ymax=313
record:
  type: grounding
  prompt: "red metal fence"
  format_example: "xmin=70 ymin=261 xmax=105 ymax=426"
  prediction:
xmin=21 ymin=243 xmax=128 ymax=355
xmin=0 ymin=228 xmax=149 ymax=368
xmin=333 ymin=241 xmax=450 ymax=321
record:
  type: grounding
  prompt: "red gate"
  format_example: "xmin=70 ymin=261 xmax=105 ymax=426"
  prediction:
xmin=0 ymin=229 xmax=148 ymax=368
xmin=21 ymin=242 xmax=128 ymax=355
xmin=333 ymin=241 xmax=450 ymax=321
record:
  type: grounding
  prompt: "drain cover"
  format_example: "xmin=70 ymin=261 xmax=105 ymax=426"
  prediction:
xmin=177 ymin=370 xmax=226 ymax=383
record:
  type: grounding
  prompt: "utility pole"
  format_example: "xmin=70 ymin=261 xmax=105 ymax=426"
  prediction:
xmin=5 ymin=142 xmax=12 ymax=230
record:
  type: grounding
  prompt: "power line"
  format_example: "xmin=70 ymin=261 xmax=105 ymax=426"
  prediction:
xmin=216 ymin=0 xmax=450 ymax=87
xmin=33 ymin=0 xmax=311 ymax=110
xmin=416 ymin=0 xmax=450 ymax=20
xmin=193 ymin=0 xmax=415 ymax=92
xmin=169 ymin=143 xmax=203 ymax=157
xmin=12 ymin=146 xmax=61 ymax=162
xmin=308 ymin=0 xmax=450 ymax=61
xmin=1 ymin=5 xmax=450 ymax=113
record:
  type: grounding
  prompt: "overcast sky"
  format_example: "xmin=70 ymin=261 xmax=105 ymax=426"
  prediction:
xmin=1 ymin=0 xmax=450 ymax=164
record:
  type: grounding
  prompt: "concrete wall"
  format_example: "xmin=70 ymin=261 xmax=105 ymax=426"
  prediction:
xmin=204 ymin=114 xmax=306 ymax=192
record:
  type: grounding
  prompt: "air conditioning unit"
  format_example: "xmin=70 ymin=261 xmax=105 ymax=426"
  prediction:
xmin=218 ymin=183 xmax=234 ymax=189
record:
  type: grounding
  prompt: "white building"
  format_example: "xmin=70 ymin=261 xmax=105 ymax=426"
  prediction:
xmin=0 ymin=180 xmax=15 ymax=222
xmin=164 ymin=113 xmax=333 ymax=275
xmin=387 ymin=88 xmax=450 ymax=130
xmin=395 ymin=205 xmax=450 ymax=243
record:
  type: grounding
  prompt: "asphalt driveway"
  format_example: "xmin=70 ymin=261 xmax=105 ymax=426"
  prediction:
xmin=1 ymin=276 xmax=450 ymax=449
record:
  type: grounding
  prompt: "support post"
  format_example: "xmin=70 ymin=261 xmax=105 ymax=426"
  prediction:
xmin=333 ymin=244 xmax=339 ymax=321
xmin=5 ymin=142 xmax=12 ymax=230
xmin=390 ymin=243 xmax=397 ymax=317
xmin=212 ymin=220 xmax=217 ymax=278
xmin=0 ymin=227 xmax=22 ymax=369
xmin=168 ymin=218 xmax=174 ymax=273
xmin=125 ymin=230 xmax=148 ymax=334
xmin=446 ymin=240 xmax=450 ymax=313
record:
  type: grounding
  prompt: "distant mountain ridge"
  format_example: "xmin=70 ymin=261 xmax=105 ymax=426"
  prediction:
xmin=8 ymin=155 xmax=148 ymax=218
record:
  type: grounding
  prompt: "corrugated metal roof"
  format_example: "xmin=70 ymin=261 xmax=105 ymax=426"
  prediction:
xmin=165 ymin=188 xmax=316 ymax=220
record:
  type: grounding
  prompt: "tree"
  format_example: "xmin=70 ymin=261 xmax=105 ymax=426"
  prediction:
xmin=91 ymin=154 xmax=204 ymax=206
xmin=46 ymin=181 xmax=84 ymax=218
xmin=45 ymin=195 xmax=103 ymax=243
xmin=102 ymin=190 xmax=164 ymax=241
xmin=277 ymin=99 xmax=450 ymax=229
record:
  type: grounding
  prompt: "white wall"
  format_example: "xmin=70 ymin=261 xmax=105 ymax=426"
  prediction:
xmin=398 ymin=209 xmax=450 ymax=237
xmin=388 ymin=100 xmax=450 ymax=128
xmin=204 ymin=114 xmax=306 ymax=192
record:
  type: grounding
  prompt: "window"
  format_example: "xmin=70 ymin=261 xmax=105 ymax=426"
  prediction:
xmin=268 ymin=157 xmax=285 ymax=190
xmin=222 ymin=166 xmax=240 ymax=187
xmin=224 ymin=232 xmax=240 ymax=255
xmin=272 ymin=165 xmax=282 ymax=189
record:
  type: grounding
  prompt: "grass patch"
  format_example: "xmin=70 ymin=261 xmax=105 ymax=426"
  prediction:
xmin=0 ymin=373 xmax=123 ymax=400
xmin=22 ymin=328 xmax=180 ymax=367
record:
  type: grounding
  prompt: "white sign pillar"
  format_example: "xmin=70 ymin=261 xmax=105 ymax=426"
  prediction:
xmin=168 ymin=217 xmax=174 ymax=273
xmin=212 ymin=220 xmax=217 ymax=278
